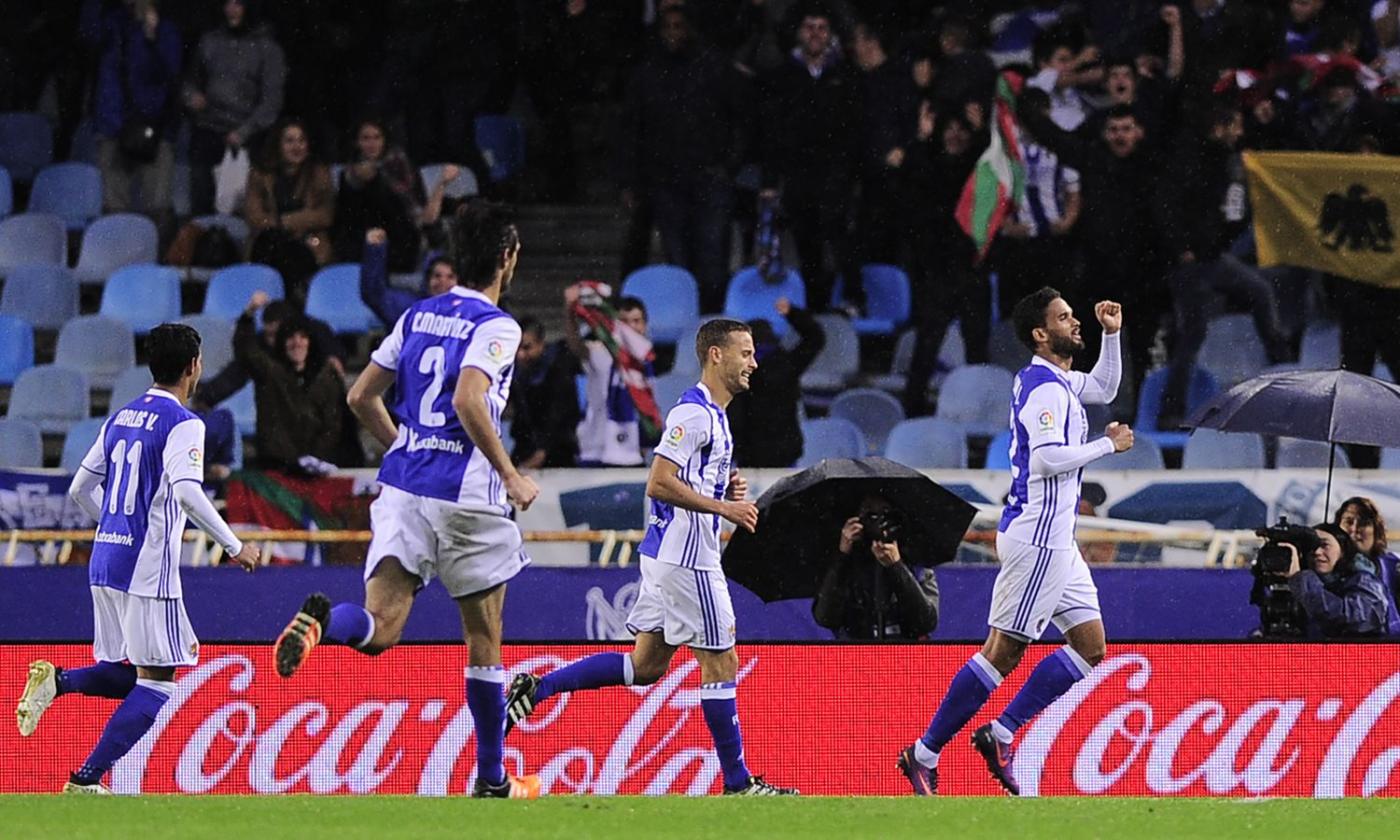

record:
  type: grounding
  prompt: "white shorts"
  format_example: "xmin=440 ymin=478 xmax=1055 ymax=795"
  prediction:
xmin=626 ymin=554 xmax=736 ymax=651
xmin=91 ymin=586 xmax=199 ymax=668
xmin=988 ymin=532 xmax=1102 ymax=642
xmin=365 ymin=484 xmax=530 ymax=598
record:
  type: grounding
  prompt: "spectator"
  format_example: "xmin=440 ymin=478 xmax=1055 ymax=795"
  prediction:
xmin=509 ymin=317 xmax=581 ymax=469
xmin=93 ymin=0 xmax=182 ymax=229
xmin=331 ymin=117 xmax=427 ymax=271
xmin=358 ymin=227 xmax=459 ymax=329
xmin=1274 ymin=524 xmax=1391 ymax=638
xmin=1283 ymin=0 xmax=1332 ymax=55
xmin=928 ymin=15 xmax=997 ymax=116
xmin=728 ymin=297 xmax=825 ymax=467
xmin=1026 ymin=26 xmax=1104 ymax=132
xmin=812 ymin=495 xmax=940 ymax=640
xmin=234 ymin=291 xmax=360 ymax=473
xmin=197 ymin=405 xmax=240 ymax=489
xmin=1084 ymin=54 xmax=1167 ymax=153
xmin=1174 ymin=0 xmax=1281 ymax=110
xmin=1291 ymin=66 xmax=1400 ymax=153
xmin=184 ymin=0 xmax=286 ymax=216
xmin=197 ymin=297 xmax=345 ymax=408
xmin=1375 ymin=0 xmax=1400 ymax=81
xmin=1334 ymin=496 xmax=1400 ymax=635
xmin=759 ymin=3 xmax=861 ymax=311
xmin=244 ymin=118 xmax=335 ymax=304
xmin=564 ymin=287 xmax=653 ymax=467
xmin=850 ymin=20 xmax=917 ymax=275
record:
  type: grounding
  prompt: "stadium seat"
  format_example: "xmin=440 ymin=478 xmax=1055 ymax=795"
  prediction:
xmin=0 ymin=313 xmax=35 ymax=386
xmin=100 ymin=265 xmax=181 ymax=334
xmin=1299 ymin=322 xmax=1340 ymax=369
xmin=420 ymin=163 xmax=479 ymax=199
xmin=74 ymin=213 xmax=160 ymax=284
xmin=29 ymin=162 xmax=103 ymax=231
xmin=987 ymin=317 xmax=1029 ymax=372
xmin=851 ymin=264 xmax=911 ymax=336
xmin=670 ymin=317 xmax=724 ymax=379
xmin=723 ymin=266 xmax=806 ymax=341
xmin=60 ymin=417 xmax=106 ymax=473
xmin=0 ymin=166 xmax=10 ymax=218
xmin=203 ymin=264 xmax=284 ymax=319
xmin=108 ymin=365 xmax=153 ymax=411
xmin=1276 ymin=438 xmax=1350 ymax=469
xmin=621 ymin=264 xmax=699 ymax=345
xmin=883 ymin=417 xmax=969 ymax=468
xmin=651 ymin=371 xmax=692 ymax=415
xmin=829 ymin=387 xmax=905 ymax=454
xmin=219 ymin=382 xmax=257 ymax=439
xmin=1134 ymin=365 xmax=1220 ymax=450
xmin=55 ymin=315 xmax=135 ymax=390
xmin=0 ymin=212 xmax=67 ymax=274
xmin=0 ymin=417 xmax=43 ymax=468
xmin=7 ymin=365 xmax=90 ymax=434
xmin=1198 ymin=313 xmax=1268 ymax=388
xmin=867 ymin=325 xmax=965 ymax=394
xmin=796 ymin=417 xmax=865 ymax=467
xmin=1182 ymin=428 xmax=1266 ymax=469
xmin=985 ymin=428 xmax=1013 ymax=470
xmin=0 ymin=264 xmax=78 ymax=330
xmin=1380 ymin=448 xmax=1400 ymax=469
xmin=1089 ymin=434 xmax=1165 ymax=471
xmin=475 ymin=115 xmax=526 ymax=182
xmin=306 ymin=264 xmax=380 ymax=333
xmin=800 ymin=314 xmax=859 ymax=394
xmin=179 ymin=314 xmax=236 ymax=375
xmin=935 ymin=364 xmax=1014 ymax=437
xmin=0 ymin=112 xmax=53 ymax=182
xmin=191 ymin=214 xmax=252 ymax=249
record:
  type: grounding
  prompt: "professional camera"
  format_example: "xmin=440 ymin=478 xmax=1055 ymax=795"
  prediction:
xmin=859 ymin=508 xmax=905 ymax=544
xmin=1249 ymin=518 xmax=1315 ymax=637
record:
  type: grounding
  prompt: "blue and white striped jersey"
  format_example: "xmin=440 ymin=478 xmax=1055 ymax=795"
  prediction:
xmin=639 ymin=383 xmax=733 ymax=571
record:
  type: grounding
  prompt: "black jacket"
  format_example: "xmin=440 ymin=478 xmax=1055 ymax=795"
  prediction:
xmin=759 ymin=55 xmax=861 ymax=188
xmin=727 ymin=306 xmax=824 ymax=468
xmin=812 ymin=548 xmax=940 ymax=640
xmin=508 ymin=341 xmax=581 ymax=468
xmin=1159 ymin=133 xmax=1247 ymax=261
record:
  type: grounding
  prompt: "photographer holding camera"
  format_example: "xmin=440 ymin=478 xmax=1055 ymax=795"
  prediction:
xmin=812 ymin=496 xmax=939 ymax=640
xmin=1254 ymin=522 xmax=1389 ymax=638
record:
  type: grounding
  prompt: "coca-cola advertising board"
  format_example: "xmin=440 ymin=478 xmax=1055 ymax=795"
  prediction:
xmin=3 ymin=643 xmax=1397 ymax=797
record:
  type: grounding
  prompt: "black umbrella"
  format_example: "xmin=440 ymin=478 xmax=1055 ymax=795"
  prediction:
xmin=722 ymin=457 xmax=979 ymax=603
xmin=1184 ymin=368 xmax=1400 ymax=510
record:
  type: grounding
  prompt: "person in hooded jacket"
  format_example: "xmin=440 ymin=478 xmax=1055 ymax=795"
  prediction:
xmin=727 ymin=296 xmax=825 ymax=468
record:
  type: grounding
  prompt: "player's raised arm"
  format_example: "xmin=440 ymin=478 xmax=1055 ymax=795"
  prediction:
xmin=1078 ymin=300 xmax=1122 ymax=405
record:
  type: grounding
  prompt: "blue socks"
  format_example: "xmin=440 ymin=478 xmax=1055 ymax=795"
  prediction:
xmin=72 ymin=679 xmax=171 ymax=786
xmin=467 ymin=666 xmax=507 ymax=787
xmin=325 ymin=603 xmax=374 ymax=649
xmin=996 ymin=646 xmax=1092 ymax=736
xmin=701 ymin=682 xmax=751 ymax=791
xmin=57 ymin=661 xmax=136 ymax=699
xmin=536 ymin=653 xmax=634 ymax=704
xmin=918 ymin=653 xmax=1003 ymax=762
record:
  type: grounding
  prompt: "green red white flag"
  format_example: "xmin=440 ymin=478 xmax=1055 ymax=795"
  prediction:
xmin=956 ymin=71 xmax=1026 ymax=261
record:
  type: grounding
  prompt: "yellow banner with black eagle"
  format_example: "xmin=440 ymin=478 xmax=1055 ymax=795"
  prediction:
xmin=1244 ymin=151 xmax=1400 ymax=287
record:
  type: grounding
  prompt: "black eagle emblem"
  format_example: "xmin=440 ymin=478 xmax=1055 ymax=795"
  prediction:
xmin=1318 ymin=184 xmax=1394 ymax=253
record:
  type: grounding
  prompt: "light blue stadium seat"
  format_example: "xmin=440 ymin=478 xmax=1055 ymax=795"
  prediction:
xmin=1276 ymin=438 xmax=1350 ymax=469
xmin=651 ymin=371 xmax=693 ymax=415
xmin=1088 ymin=435 xmax=1164 ymax=471
xmin=29 ymin=162 xmax=102 ymax=230
xmin=0 ymin=167 xmax=11 ymax=218
xmin=419 ymin=163 xmax=479 ymax=199
xmin=1135 ymin=365 xmax=1219 ymax=450
xmin=178 ymin=315 xmax=236 ymax=375
xmin=868 ymin=325 xmax=965 ymax=394
xmin=796 ymin=417 xmax=865 ymax=468
xmin=670 ymin=317 xmax=724 ymax=379
xmin=55 ymin=315 xmax=135 ymax=390
xmin=108 ymin=365 xmax=153 ymax=411
xmin=935 ymin=364 xmax=1014 ymax=437
xmin=100 ymin=265 xmax=181 ymax=334
xmin=219 ymin=382 xmax=257 ymax=438
xmin=621 ymin=264 xmax=699 ymax=345
xmin=987 ymin=317 xmax=1029 ymax=373
xmin=883 ymin=417 xmax=969 ymax=468
xmin=204 ymin=264 xmax=284 ymax=319
xmin=0 ymin=212 xmax=67 ymax=274
xmin=800 ymin=314 xmax=859 ymax=394
xmin=1199 ymin=313 xmax=1268 ymax=389
xmin=8 ymin=365 xmax=90 ymax=434
xmin=75 ymin=213 xmax=160 ymax=284
xmin=1381 ymin=448 xmax=1400 ymax=469
xmin=475 ymin=115 xmax=526 ymax=182
xmin=1183 ymin=428 xmax=1266 ymax=469
xmin=851 ymin=264 xmax=911 ymax=336
xmin=724 ymin=266 xmax=806 ymax=341
xmin=0 ymin=112 xmax=53 ymax=182
xmin=985 ymin=428 xmax=1013 ymax=470
xmin=0 ymin=313 xmax=34 ymax=386
xmin=829 ymin=387 xmax=905 ymax=454
xmin=0 ymin=417 xmax=43 ymax=468
xmin=0 ymin=264 xmax=78 ymax=330
xmin=60 ymin=417 xmax=107 ymax=473
xmin=306 ymin=264 xmax=380 ymax=333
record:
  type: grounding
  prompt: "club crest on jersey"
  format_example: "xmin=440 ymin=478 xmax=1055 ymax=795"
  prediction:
xmin=1038 ymin=409 xmax=1055 ymax=430
xmin=487 ymin=339 xmax=505 ymax=361
xmin=188 ymin=447 xmax=202 ymax=466
xmin=667 ymin=425 xmax=685 ymax=444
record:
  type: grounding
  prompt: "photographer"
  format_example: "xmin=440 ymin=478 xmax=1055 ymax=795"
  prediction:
xmin=1264 ymin=524 xmax=1390 ymax=639
xmin=812 ymin=496 xmax=939 ymax=640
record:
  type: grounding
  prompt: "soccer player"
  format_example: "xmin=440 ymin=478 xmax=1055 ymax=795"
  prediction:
xmin=897 ymin=288 xmax=1132 ymax=796
xmin=503 ymin=320 xmax=798 ymax=796
xmin=272 ymin=203 xmax=542 ymax=799
xmin=14 ymin=324 xmax=260 ymax=794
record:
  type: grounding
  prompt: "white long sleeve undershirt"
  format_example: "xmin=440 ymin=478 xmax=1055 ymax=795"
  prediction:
xmin=68 ymin=471 xmax=243 ymax=556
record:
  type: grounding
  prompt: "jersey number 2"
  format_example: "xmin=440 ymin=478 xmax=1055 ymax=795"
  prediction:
xmin=417 ymin=346 xmax=448 ymax=427
xmin=107 ymin=439 xmax=143 ymax=515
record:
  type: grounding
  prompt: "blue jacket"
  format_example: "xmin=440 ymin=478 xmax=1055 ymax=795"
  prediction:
xmin=360 ymin=239 xmax=438 ymax=328
xmin=94 ymin=12 xmax=183 ymax=139
xmin=1289 ymin=557 xmax=1391 ymax=638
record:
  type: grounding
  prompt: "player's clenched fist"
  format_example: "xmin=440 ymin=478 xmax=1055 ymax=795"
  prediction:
xmin=722 ymin=500 xmax=759 ymax=533
xmin=505 ymin=473 xmax=540 ymax=511
xmin=1105 ymin=421 xmax=1134 ymax=452
xmin=230 ymin=543 xmax=260 ymax=571
xmin=1094 ymin=300 xmax=1122 ymax=334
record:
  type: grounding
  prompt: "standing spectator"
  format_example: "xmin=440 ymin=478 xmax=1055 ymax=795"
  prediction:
xmin=1291 ymin=66 xmax=1400 ymax=153
xmin=1084 ymin=54 xmax=1167 ymax=153
xmin=331 ymin=117 xmax=427 ymax=270
xmin=358 ymin=227 xmax=459 ymax=329
xmin=1026 ymin=27 xmax=1105 ymax=133
xmin=183 ymin=0 xmax=286 ymax=216
xmin=94 ymin=0 xmax=182 ymax=229
xmin=851 ymin=20 xmax=917 ymax=275
xmin=759 ymin=3 xmax=861 ymax=311
xmin=509 ymin=317 xmax=581 ymax=470
xmin=928 ymin=15 xmax=997 ymax=117
xmin=244 ymin=119 xmax=335 ymax=303
xmin=617 ymin=7 xmax=749 ymax=313
xmin=197 ymin=297 xmax=345 ymax=408
xmin=563 ymin=287 xmax=652 ymax=467
xmin=728 ymin=297 xmax=825 ymax=467
xmin=234 ymin=291 xmax=359 ymax=473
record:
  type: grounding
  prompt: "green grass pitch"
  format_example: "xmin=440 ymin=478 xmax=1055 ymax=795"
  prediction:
xmin=1 ymin=796 xmax=1397 ymax=839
